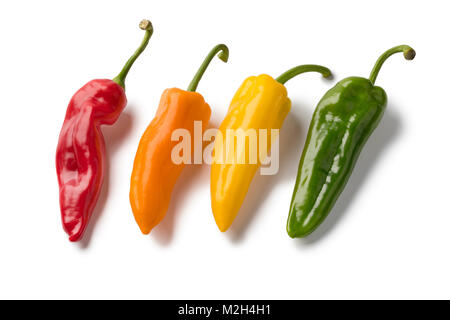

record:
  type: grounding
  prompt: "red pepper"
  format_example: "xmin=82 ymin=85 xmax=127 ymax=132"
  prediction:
xmin=56 ymin=20 xmax=153 ymax=242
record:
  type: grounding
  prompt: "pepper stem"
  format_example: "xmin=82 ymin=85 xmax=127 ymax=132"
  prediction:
xmin=275 ymin=65 xmax=332 ymax=85
xmin=187 ymin=44 xmax=229 ymax=92
xmin=369 ymin=45 xmax=416 ymax=84
xmin=113 ymin=19 xmax=153 ymax=89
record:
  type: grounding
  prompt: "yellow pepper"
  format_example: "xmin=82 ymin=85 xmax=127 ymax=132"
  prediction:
xmin=210 ymin=65 xmax=332 ymax=232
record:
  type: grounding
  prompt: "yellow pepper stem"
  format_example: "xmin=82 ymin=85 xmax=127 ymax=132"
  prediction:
xmin=275 ymin=64 xmax=332 ymax=85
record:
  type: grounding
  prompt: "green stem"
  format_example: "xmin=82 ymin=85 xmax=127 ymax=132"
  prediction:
xmin=187 ymin=44 xmax=229 ymax=92
xmin=113 ymin=19 xmax=153 ymax=89
xmin=369 ymin=45 xmax=416 ymax=84
xmin=275 ymin=65 xmax=332 ymax=85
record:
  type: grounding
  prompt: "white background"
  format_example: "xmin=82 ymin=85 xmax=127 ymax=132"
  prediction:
xmin=0 ymin=0 xmax=448 ymax=299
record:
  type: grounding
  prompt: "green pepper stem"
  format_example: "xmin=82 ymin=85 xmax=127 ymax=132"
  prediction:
xmin=187 ymin=44 xmax=229 ymax=92
xmin=113 ymin=19 xmax=153 ymax=89
xmin=369 ymin=45 xmax=416 ymax=84
xmin=275 ymin=65 xmax=332 ymax=85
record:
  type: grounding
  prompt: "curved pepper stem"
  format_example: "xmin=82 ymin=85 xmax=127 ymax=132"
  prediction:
xmin=369 ymin=45 xmax=416 ymax=84
xmin=187 ymin=44 xmax=229 ymax=92
xmin=113 ymin=19 xmax=154 ymax=89
xmin=275 ymin=65 xmax=332 ymax=85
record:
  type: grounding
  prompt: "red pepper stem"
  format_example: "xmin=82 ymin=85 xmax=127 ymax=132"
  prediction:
xmin=187 ymin=44 xmax=229 ymax=92
xmin=113 ymin=19 xmax=153 ymax=89
xmin=275 ymin=65 xmax=332 ymax=85
xmin=369 ymin=45 xmax=416 ymax=84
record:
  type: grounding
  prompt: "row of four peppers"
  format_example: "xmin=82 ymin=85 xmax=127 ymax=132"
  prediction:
xmin=56 ymin=20 xmax=415 ymax=242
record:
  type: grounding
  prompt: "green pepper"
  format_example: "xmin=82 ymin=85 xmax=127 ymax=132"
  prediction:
xmin=287 ymin=45 xmax=416 ymax=238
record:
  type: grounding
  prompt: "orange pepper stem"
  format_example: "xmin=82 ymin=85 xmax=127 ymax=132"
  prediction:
xmin=187 ymin=44 xmax=229 ymax=92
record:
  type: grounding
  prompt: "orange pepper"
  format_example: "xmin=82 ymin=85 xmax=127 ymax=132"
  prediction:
xmin=130 ymin=44 xmax=229 ymax=234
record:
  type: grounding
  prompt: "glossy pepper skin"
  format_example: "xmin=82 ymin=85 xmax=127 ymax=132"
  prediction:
xmin=211 ymin=65 xmax=332 ymax=232
xmin=56 ymin=80 xmax=126 ymax=241
xmin=287 ymin=45 xmax=416 ymax=238
xmin=56 ymin=20 xmax=153 ymax=242
xmin=130 ymin=44 xmax=228 ymax=235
